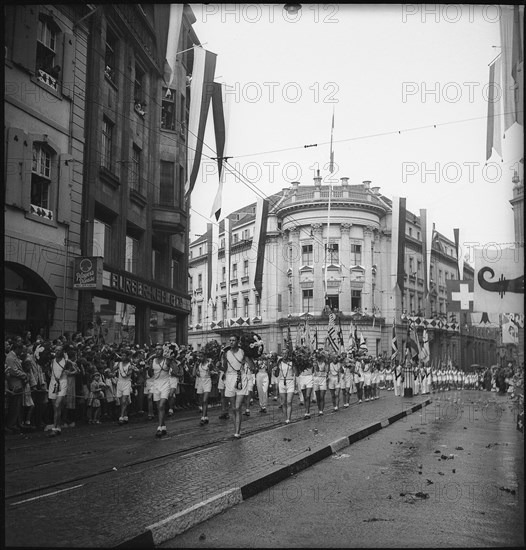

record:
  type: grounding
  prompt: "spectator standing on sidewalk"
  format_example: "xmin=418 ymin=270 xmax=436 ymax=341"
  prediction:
xmin=354 ymin=355 xmax=364 ymax=403
xmin=255 ymin=353 xmax=270 ymax=413
xmin=64 ymin=347 xmax=79 ymax=427
xmin=5 ymin=344 xmax=29 ymax=433
xmin=87 ymin=372 xmax=105 ymax=424
xmin=21 ymin=349 xmax=37 ymax=428
xmin=363 ymin=358 xmax=372 ymax=401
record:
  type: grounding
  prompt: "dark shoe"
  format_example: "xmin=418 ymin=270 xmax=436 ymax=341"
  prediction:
xmin=161 ymin=426 xmax=167 ymax=435
xmin=200 ymin=418 xmax=206 ymax=426
xmin=244 ymin=410 xmax=250 ymax=417
xmin=155 ymin=428 xmax=163 ymax=438
xmin=204 ymin=418 xmax=209 ymax=424
xmin=260 ymin=408 xmax=267 ymax=413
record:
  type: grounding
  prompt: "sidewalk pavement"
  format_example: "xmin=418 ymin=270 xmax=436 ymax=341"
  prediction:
xmin=5 ymin=392 xmax=431 ymax=548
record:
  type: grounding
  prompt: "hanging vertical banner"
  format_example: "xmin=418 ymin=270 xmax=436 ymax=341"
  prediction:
xmin=210 ymin=82 xmax=229 ymax=221
xmin=391 ymin=197 xmax=406 ymax=294
xmin=253 ymin=196 xmax=269 ymax=299
xmin=210 ymin=220 xmax=219 ymax=304
xmin=164 ymin=4 xmax=184 ymax=88
xmin=486 ymin=56 xmax=503 ymax=160
xmin=224 ymin=217 xmax=231 ymax=310
xmin=453 ymin=227 xmax=463 ymax=279
xmin=185 ymin=47 xmax=217 ymax=197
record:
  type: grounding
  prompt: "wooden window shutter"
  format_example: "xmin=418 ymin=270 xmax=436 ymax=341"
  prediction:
xmin=5 ymin=127 xmax=31 ymax=210
xmin=57 ymin=154 xmax=73 ymax=224
xmin=12 ymin=5 xmax=38 ymax=73
xmin=62 ymin=33 xmax=76 ymax=99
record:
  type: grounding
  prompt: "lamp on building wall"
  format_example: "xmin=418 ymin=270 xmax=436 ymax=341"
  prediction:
xmin=284 ymin=4 xmax=302 ymax=15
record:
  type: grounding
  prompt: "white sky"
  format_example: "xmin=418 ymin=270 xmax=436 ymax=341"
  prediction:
xmin=188 ymin=3 xmax=523 ymax=254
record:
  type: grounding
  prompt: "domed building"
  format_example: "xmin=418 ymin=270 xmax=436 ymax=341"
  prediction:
xmin=188 ymin=176 xmax=496 ymax=366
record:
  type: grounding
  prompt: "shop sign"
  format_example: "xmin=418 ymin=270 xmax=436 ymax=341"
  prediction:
xmin=73 ymin=257 xmax=103 ymax=290
xmin=106 ymin=270 xmax=191 ymax=312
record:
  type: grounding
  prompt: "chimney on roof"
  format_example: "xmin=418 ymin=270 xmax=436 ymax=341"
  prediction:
xmin=291 ymin=181 xmax=300 ymax=191
xmin=314 ymin=169 xmax=322 ymax=187
xmin=371 ymin=186 xmax=380 ymax=194
xmin=340 ymin=177 xmax=349 ymax=186
xmin=362 ymin=180 xmax=371 ymax=190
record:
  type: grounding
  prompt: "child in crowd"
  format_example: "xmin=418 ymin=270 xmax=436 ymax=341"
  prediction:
xmin=87 ymin=372 xmax=105 ymax=424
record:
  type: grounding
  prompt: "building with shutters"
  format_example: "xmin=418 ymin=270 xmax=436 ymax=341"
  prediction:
xmin=4 ymin=4 xmax=90 ymax=339
xmin=187 ymin=177 xmax=497 ymax=367
xmin=77 ymin=4 xmax=194 ymax=344
xmin=4 ymin=5 xmax=197 ymax=344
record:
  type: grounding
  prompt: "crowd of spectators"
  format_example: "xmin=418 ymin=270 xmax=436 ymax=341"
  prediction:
xmin=4 ymin=332 xmax=204 ymax=435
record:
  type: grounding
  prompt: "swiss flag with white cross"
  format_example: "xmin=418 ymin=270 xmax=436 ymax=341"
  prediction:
xmin=446 ymin=279 xmax=474 ymax=312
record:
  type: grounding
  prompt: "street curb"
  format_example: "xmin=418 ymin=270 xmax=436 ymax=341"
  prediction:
xmin=115 ymin=398 xmax=431 ymax=547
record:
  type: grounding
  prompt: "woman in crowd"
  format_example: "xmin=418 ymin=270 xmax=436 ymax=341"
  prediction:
xmin=354 ymin=355 xmax=364 ymax=403
xmin=363 ymin=358 xmax=372 ymax=401
xmin=296 ymin=351 xmax=314 ymax=420
xmin=341 ymin=353 xmax=354 ymax=408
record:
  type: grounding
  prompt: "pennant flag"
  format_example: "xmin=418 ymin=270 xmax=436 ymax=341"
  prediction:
xmin=470 ymin=311 xmax=500 ymax=327
xmin=453 ymin=228 xmax=464 ymax=279
xmin=337 ymin=317 xmax=345 ymax=353
xmin=391 ymin=197 xmax=407 ymax=295
xmin=210 ymin=82 xmax=229 ymax=221
xmin=286 ymin=323 xmax=294 ymax=354
xmin=206 ymin=223 xmax=213 ymax=302
xmin=486 ymin=56 xmax=503 ymax=160
xmin=446 ymin=279 xmax=474 ymax=312
xmin=391 ymin=321 xmax=398 ymax=360
xmin=253 ymin=196 xmax=269 ymax=299
xmin=405 ymin=322 xmax=419 ymax=360
xmin=499 ymin=6 xmax=524 ymax=132
xmin=223 ymin=217 xmax=231 ymax=308
xmin=185 ymin=47 xmax=217 ymax=198
xmin=347 ymin=321 xmax=357 ymax=352
xmin=305 ymin=318 xmax=313 ymax=351
xmin=420 ymin=329 xmax=430 ymax=363
xmin=511 ymin=5 xmax=524 ymax=126
xmin=474 ymin=247 xmax=524 ymax=314
xmin=326 ymin=311 xmax=339 ymax=353
xmin=210 ymin=219 xmax=219 ymax=304
xmin=164 ymin=4 xmax=184 ymax=89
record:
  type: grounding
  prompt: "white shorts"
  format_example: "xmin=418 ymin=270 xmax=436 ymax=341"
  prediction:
xmin=278 ymin=378 xmax=295 ymax=394
xmin=145 ymin=378 xmax=155 ymax=395
xmin=313 ymin=375 xmax=327 ymax=391
xmin=152 ymin=378 xmax=170 ymax=401
xmin=328 ymin=375 xmax=340 ymax=390
xmin=169 ymin=376 xmax=179 ymax=390
xmin=224 ymin=372 xmax=249 ymax=398
xmin=196 ymin=377 xmax=212 ymax=394
xmin=298 ymin=373 xmax=314 ymax=390
xmin=116 ymin=378 xmax=132 ymax=398
xmin=341 ymin=371 xmax=353 ymax=389
xmin=48 ymin=378 xmax=68 ymax=399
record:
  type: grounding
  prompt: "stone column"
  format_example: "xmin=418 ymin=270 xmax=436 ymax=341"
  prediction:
xmin=289 ymin=226 xmax=301 ymax=314
xmin=340 ymin=223 xmax=352 ymax=313
xmin=311 ymin=223 xmax=324 ymax=312
xmin=362 ymin=225 xmax=374 ymax=315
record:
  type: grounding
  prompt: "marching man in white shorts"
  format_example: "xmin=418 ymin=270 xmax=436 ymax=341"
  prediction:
xmin=221 ymin=335 xmax=248 ymax=439
xmin=148 ymin=344 xmax=172 ymax=438
xmin=296 ymin=355 xmax=314 ymax=419
xmin=275 ymin=348 xmax=296 ymax=423
xmin=193 ymin=349 xmax=213 ymax=425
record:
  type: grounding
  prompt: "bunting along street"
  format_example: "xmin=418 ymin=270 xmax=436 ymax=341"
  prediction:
xmin=160 ymin=390 xmax=524 ymax=548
